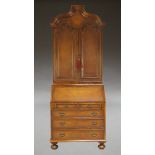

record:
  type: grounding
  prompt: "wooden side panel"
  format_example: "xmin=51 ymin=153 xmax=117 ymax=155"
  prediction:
xmin=81 ymin=28 xmax=102 ymax=82
xmin=54 ymin=28 xmax=77 ymax=81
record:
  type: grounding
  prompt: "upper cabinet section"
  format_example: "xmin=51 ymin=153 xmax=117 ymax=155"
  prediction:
xmin=51 ymin=5 xmax=105 ymax=83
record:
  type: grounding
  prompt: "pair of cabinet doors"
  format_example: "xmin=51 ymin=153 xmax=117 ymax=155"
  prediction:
xmin=53 ymin=27 xmax=103 ymax=83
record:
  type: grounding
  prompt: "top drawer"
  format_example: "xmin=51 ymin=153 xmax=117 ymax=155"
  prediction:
xmin=54 ymin=103 xmax=102 ymax=109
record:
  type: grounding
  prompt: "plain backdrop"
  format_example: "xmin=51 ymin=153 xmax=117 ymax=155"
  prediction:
xmin=34 ymin=0 xmax=121 ymax=154
xmin=1 ymin=1 xmax=155 ymax=155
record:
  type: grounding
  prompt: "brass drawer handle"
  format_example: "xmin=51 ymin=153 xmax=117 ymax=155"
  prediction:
xmin=91 ymin=133 xmax=97 ymax=137
xmin=59 ymin=133 xmax=65 ymax=137
xmin=91 ymin=112 xmax=97 ymax=116
xmin=59 ymin=112 xmax=65 ymax=117
xmin=92 ymin=121 xmax=97 ymax=125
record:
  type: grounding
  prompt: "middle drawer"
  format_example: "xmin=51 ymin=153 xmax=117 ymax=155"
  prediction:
xmin=53 ymin=119 xmax=104 ymax=128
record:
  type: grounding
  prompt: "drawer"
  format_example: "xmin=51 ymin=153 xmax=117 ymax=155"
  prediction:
xmin=53 ymin=103 xmax=102 ymax=109
xmin=79 ymin=104 xmax=100 ymax=108
xmin=53 ymin=119 xmax=104 ymax=128
xmin=56 ymin=104 xmax=76 ymax=109
xmin=53 ymin=110 xmax=104 ymax=118
xmin=52 ymin=130 xmax=104 ymax=140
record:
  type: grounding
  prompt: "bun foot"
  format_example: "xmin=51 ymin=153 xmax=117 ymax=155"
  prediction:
xmin=51 ymin=142 xmax=58 ymax=150
xmin=98 ymin=143 xmax=105 ymax=150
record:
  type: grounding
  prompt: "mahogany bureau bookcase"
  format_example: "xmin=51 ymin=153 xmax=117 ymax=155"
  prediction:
xmin=50 ymin=5 xmax=106 ymax=150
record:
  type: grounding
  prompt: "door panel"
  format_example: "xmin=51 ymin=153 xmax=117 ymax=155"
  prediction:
xmin=54 ymin=28 xmax=77 ymax=81
xmin=81 ymin=28 xmax=102 ymax=82
xmin=54 ymin=27 xmax=102 ymax=83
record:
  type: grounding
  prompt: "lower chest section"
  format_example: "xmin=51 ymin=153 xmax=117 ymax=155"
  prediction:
xmin=50 ymin=85 xmax=106 ymax=141
xmin=51 ymin=106 xmax=105 ymax=141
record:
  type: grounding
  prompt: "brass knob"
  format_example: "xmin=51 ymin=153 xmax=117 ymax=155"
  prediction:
xmin=91 ymin=112 xmax=97 ymax=116
xmin=59 ymin=112 xmax=65 ymax=117
xmin=59 ymin=133 xmax=65 ymax=137
xmin=92 ymin=121 xmax=97 ymax=125
xmin=91 ymin=133 xmax=97 ymax=137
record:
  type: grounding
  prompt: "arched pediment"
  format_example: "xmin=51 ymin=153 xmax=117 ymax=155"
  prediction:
xmin=50 ymin=5 xmax=105 ymax=29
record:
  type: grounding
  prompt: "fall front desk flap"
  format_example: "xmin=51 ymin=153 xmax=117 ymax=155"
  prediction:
xmin=51 ymin=85 xmax=105 ymax=102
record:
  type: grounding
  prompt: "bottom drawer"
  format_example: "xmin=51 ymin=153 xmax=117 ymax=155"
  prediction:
xmin=52 ymin=130 xmax=104 ymax=140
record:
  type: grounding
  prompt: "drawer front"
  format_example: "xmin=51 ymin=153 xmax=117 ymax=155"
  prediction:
xmin=53 ymin=119 xmax=104 ymax=128
xmin=53 ymin=110 xmax=104 ymax=118
xmin=53 ymin=103 xmax=102 ymax=109
xmin=79 ymin=104 xmax=100 ymax=108
xmin=56 ymin=104 xmax=76 ymax=109
xmin=53 ymin=130 xmax=104 ymax=140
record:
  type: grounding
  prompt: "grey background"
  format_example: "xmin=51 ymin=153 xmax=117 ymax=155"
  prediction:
xmin=34 ymin=0 xmax=121 ymax=154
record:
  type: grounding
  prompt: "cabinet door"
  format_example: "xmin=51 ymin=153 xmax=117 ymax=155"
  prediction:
xmin=80 ymin=27 xmax=102 ymax=82
xmin=54 ymin=28 xmax=77 ymax=82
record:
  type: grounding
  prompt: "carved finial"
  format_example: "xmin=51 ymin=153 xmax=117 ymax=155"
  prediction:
xmin=70 ymin=5 xmax=85 ymax=13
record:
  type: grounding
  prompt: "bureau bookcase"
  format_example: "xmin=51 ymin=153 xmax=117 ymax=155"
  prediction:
xmin=50 ymin=5 xmax=106 ymax=150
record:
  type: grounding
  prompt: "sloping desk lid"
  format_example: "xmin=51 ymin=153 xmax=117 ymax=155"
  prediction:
xmin=51 ymin=85 xmax=105 ymax=102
